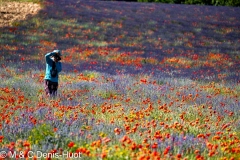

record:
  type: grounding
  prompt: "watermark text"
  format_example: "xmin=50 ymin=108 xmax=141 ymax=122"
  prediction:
xmin=0 ymin=150 xmax=81 ymax=159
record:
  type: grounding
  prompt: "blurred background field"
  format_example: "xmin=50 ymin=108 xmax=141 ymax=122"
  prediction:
xmin=0 ymin=0 xmax=239 ymax=159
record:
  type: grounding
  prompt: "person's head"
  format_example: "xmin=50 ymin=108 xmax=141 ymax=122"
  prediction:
xmin=53 ymin=50 xmax=61 ymax=62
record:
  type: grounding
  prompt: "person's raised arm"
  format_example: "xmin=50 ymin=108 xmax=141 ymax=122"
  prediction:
xmin=45 ymin=52 xmax=55 ymax=64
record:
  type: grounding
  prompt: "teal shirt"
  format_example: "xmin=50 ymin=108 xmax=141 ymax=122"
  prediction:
xmin=44 ymin=52 xmax=62 ymax=82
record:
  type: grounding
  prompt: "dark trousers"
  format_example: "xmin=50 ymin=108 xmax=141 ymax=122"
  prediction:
xmin=44 ymin=80 xmax=58 ymax=97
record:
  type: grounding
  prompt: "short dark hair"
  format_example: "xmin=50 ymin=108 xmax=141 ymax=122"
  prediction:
xmin=54 ymin=55 xmax=61 ymax=61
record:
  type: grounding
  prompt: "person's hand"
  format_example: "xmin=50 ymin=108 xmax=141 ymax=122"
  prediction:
xmin=52 ymin=50 xmax=61 ymax=61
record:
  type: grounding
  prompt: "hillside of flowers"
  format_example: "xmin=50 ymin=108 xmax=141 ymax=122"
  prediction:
xmin=0 ymin=0 xmax=239 ymax=159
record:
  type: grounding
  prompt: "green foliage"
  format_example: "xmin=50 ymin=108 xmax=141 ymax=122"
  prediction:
xmin=184 ymin=0 xmax=204 ymax=5
xmin=28 ymin=124 xmax=54 ymax=145
xmin=95 ymin=90 xmax=119 ymax=99
xmin=137 ymin=0 xmax=240 ymax=6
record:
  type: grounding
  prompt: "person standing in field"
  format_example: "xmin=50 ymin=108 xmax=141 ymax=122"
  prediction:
xmin=44 ymin=50 xmax=62 ymax=97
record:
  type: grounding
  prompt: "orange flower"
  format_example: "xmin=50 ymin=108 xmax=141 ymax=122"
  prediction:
xmin=102 ymin=137 xmax=111 ymax=144
xmin=130 ymin=143 xmax=137 ymax=150
xmin=53 ymin=128 xmax=58 ymax=132
xmin=208 ymin=151 xmax=215 ymax=157
xmin=231 ymin=147 xmax=240 ymax=154
xmin=152 ymin=142 xmax=158 ymax=149
xmin=154 ymin=131 xmax=162 ymax=139
xmin=221 ymin=123 xmax=230 ymax=130
xmin=140 ymin=79 xmax=147 ymax=84
xmin=120 ymin=135 xmax=129 ymax=143
xmin=101 ymin=151 xmax=107 ymax=159
xmin=151 ymin=151 xmax=160 ymax=158
xmin=206 ymin=141 xmax=213 ymax=150
xmin=176 ymin=153 xmax=182 ymax=159
xmin=33 ymin=155 xmax=38 ymax=160
xmin=132 ymin=126 xmax=138 ymax=133
xmin=68 ymin=141 xmax=75 ymax=148
xmin=163 ymin=146 xmax=171 ymax=155
xmin=76 ymin=147 xmax=87 ymax=154
xmin=212 ymin=135 xmax=221 ymax=141
xmin=23 ymin=141 xmax=30 ymax=147
xmin=194 ymin=150 xmax=200 ymax=154
xmin=197 ymin=134 xmax=205 ymax=139
xmin=114 ymin=128 xmax=121 ymax=135
xmin=124 ymin=124 xmax=131 ymax=131
xmin=0 ymin=135 xmax=3 ymax=143
xmin=196 ymin=154 xmax=204 ymax=160
xmin=125 ymin=98 xmax=131 ymax=102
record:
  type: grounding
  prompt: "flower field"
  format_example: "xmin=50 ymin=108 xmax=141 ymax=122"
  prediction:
xmin=0 ymin=0 xmax=240 ymax=159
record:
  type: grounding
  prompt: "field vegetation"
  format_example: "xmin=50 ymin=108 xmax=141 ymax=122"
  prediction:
xmin=136 ymin=0 xmax=240 ymax=7
xmin=0 ymin=0 xmax=239 ymax=159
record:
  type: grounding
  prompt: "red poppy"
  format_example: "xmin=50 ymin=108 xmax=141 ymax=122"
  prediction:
xmin=163 ymin=146 xmax=171 ymax=155
xmin=68 ymin=141 xmax=75 ymax=148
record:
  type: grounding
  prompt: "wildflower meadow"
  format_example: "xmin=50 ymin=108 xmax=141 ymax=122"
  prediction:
xmin=0 ymin=0 xmax=239 ymax=159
